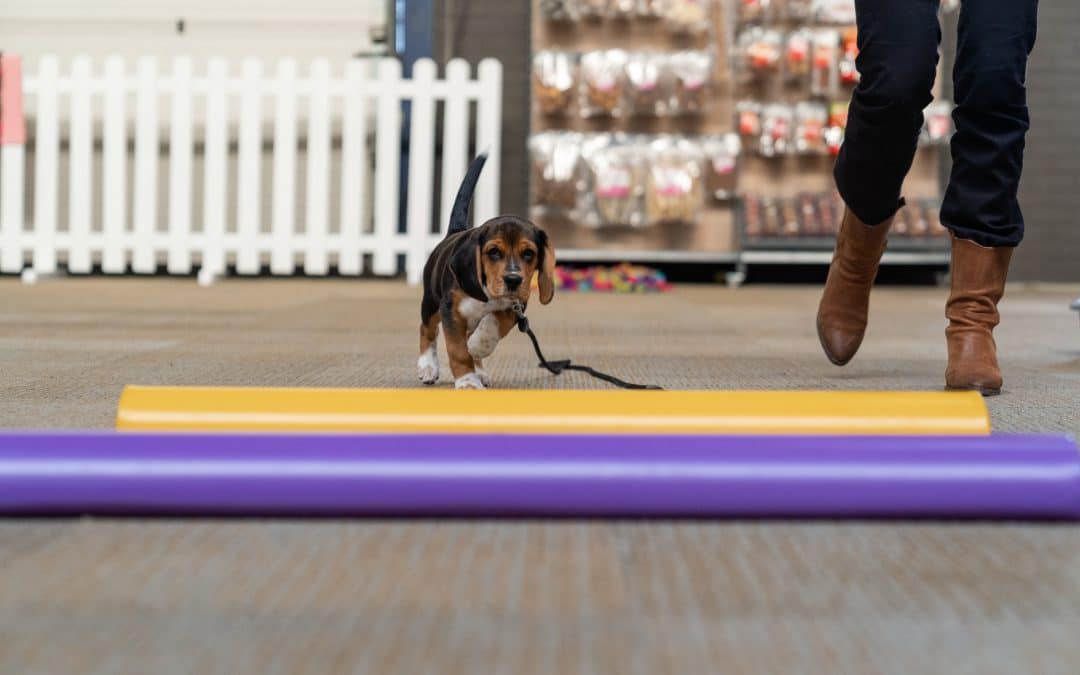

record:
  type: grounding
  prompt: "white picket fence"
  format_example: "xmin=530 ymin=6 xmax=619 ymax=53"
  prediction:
xmin=0 ymin=54 xmax=502 ymax=284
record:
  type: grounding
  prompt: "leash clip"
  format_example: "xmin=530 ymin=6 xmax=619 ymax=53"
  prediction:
xmin=511 ymin=302 xmax=529 ymax=332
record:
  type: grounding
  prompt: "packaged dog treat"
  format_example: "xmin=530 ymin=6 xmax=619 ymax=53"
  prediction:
xmin=796 ymin=192 xmax=820 ymax=235
xmin=759 ymin=103 xmax=793 ymax=157
xmin=785 ymin=0 xmax=813 ymax=20
xmin=811 ymin=30 xmax=840 ymax=97
xmin=702 ymin=133 xmax=741 ymax=201
xmin=780 ymin=199 xmax=801 ymax=237
xmin=644 ymin=136 xmax=704 ymax=225
xmin=580 ymin=50 xmax=629 ymax=118
xmin=738 ymin=27 xmax=782 ymax=83
xmin=662 ymin=0 xmax=711 ymax=35
xmin=737 ymin=0 xmax=772 ymax=24
xmin=579 ymin=0 xmax=609 ymax=20
xmin=610 ymin=0 xmax=636 ymax=19
xmin=921 ymin=101 xmax=954 ymax=145
xmin=636 ymin=0 xmax=663 ymax=18
xmin=839 ymin=27 xmax=859 ymax=85
xmin=529 ymin=131 xmax=583 ymax=213
xmin=741 ymin=192 xmax=763 ymax=237
xmin=785 ymin=29 xmax=813 ymax=85
xmin=762 ymin=198 xmax=782 ymax=236
xmin=794 ymin=101 xmax=828 ymax=154
xmin=668 ymin=50 xmax=711 ymax=115
xmin=539 ymin=0 xmax=581 ymax=21
xmin=817 ymin=191 xmax=839 ymax=234
xmin=533 ymin=50 xmax=577 ymax=116
xmin=824 ymin=100 xmax=848 ymax=155
xmin=582 ymin=134 xmax=645 ymax=227
xmin=736 ymin=100 xmax=763 ymax=141
xmin=813 ymin=0 xmax=856 ymax=24
xmin=625 ymin=52 xmax=670 ymax=116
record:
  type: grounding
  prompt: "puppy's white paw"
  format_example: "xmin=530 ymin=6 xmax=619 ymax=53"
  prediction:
xmin=417 ymin=347 xmax=439 ymax=385
xmin=467 ymin=314 xmax=500 ymax=359
xmin=475 ymin=365 xmax=492 ymax=388
xmin=455 ymin=372 xmax=486 ymax=389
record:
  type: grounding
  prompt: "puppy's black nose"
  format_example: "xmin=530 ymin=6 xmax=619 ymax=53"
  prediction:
xmin=503 ymin=274 xmax=523 ymax=291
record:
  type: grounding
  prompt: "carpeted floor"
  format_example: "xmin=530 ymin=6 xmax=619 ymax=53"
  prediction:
xmin=1 ymin=278 xmax=1079 ymax=673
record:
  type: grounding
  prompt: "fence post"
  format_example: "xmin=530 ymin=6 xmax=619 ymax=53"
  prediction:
xmin=1 ymin=55 xmax=27 ymax=273
xmin=271 ymin=58 xmax=298 ymax=275
xmin=474 ymin=58 xmax=503 ymax=223
xmin=372 ymin=57 xmax=402 ymax=276
xmin=30 ymin=56 xmax=60 ymax=274
xmin=102 ymin=56 xmax=128 ymax=273
xmin=304 ymin=58 xmax=331 ymax=275
xmin=167 ymin=56 xmax=194 ymax=274
xmin=68 ymin=56 xmax=94 ymax=273
xmin=339 ymin=59 xmax=368 ymax=276
xmin=236 ymin=58 xmax=263 ymax=275
xmin=132 ymin=56 xmax=159 ymax=274
xmin=440 ymin=59 xmax=470 ymax=234
xmin=405 ymin=58 xmax=436 ymax=285
xmin=202 ymin=58 xmax=228 ymax=277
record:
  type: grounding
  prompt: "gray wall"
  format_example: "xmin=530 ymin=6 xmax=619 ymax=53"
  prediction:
xmin=1014 ymin=0 xmax=1080 ymax=281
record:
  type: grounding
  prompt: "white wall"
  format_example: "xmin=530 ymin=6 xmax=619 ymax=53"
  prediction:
xmin=0 ymin=1 xmax=388 ymax=67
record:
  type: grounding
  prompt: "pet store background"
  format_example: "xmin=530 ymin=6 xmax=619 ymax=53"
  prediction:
xmin=0 ymin=0 xmax=1077 ymax=284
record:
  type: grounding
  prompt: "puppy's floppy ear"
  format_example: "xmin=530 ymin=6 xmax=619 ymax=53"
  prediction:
xmin=451 ymin=232 xmax=488 ymax=301
xmin=536 ymin=229 xmax=556 ymax=305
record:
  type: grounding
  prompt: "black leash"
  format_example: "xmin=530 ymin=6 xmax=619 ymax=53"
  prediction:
xmin=512 ymin=303 xmax=663 ymax=390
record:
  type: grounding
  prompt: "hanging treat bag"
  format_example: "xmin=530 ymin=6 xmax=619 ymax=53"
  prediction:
xmin=702 ymin=133 xmax=741 ymax=201
xmin=645 ymin=136 xmax=704 ymax=225
xmin=839 ymin=27 xmax=859 ymax=85
xmin=813 ymin=0 xmax=856 ymax=24
xmin=636 ymin=0 xmax=663 ymax=19
xmin=579 ymin=0 xmax=609 ymax=20
xmin=811 ymin=30 xmax=840 ymax=97
xmin=668 ymin=50 xmax=711 ymax=115
xmin=922 ymin=101 xmax=955 ymax=145
xmin=794 ymin=101 xmax=828 ymax=155
xmin=738 ymin=0 xmax=772 ymax=23
xmin=625 ymin=52 xmax=670 ymax=116
xmin=739 ymin=27 xmax=782 ymax=83
xmin=580 ymin=49 xmax=629 ymax=118
xmin=785 ymin=29 xmax=813 ymax=86
xmin=582 ymin=134 xmax=646 ymax=227
xmin=663 ymin=0 xmax=711 ymax=36
xmin=540 ymin=0 xmax=581 ymax=21
xmin=796 ymin=192 xmax=821 ymax=236
xmin=609 ymin=0 xmax=637 ymax=19
xmin=785 ymin=0 xmax=813 ymax=20
xmin=742 ymin=192 xmax=764 ymax=237
xmin=533 ymin=50 xmax=577 ymax=116
xmin=759 ymin=103 xmax=793 ymax=157
xmin=824 ymin=100 xmax=848 ymax=155
xmin=736 ymin=100 xmax=763 ymax=143
xmin=529 ymin=131 xmax=584 ymax=214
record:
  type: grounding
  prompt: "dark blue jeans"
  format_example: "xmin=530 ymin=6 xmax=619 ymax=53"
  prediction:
xmin=834 ymin=0 xmax=1038 ymax=247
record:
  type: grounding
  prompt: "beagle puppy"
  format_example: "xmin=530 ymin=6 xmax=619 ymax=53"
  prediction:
xmin=419 ymin=153 xmax=556 ymax=389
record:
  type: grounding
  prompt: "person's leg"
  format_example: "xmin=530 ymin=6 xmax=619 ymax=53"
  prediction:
xmin=818 ymin=0 xmax=942 ymax=366
xmin=943 ymin=0 xmax=1038 ymax=396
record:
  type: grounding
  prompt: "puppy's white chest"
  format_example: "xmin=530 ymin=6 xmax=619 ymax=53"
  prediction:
xmin=459 ymin=297 xmax=512 ymax=330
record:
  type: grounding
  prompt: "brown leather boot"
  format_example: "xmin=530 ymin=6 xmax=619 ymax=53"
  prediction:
xmin=816 ymin=208 xmax=894 ymax=365
xmin=945 ymin=236 xmax=1014 ymax=396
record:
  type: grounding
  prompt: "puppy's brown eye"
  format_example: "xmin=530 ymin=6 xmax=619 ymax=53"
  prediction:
xmin=521 ymin=250 xmax=535 ymax=263
xmin=486 ymin=249 xmax=502 ymax=261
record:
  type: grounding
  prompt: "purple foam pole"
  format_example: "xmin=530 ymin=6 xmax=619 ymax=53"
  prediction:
xmin=0 ymin=433 xmax=1077 ymax=518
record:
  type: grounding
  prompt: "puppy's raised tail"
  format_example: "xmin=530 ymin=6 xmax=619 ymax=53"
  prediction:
xmin=445 ymin=152 xmax=488 ymax=237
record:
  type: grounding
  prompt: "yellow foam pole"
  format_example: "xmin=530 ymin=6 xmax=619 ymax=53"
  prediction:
xmin=116 ymin=387 xmax=990 ymax=435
